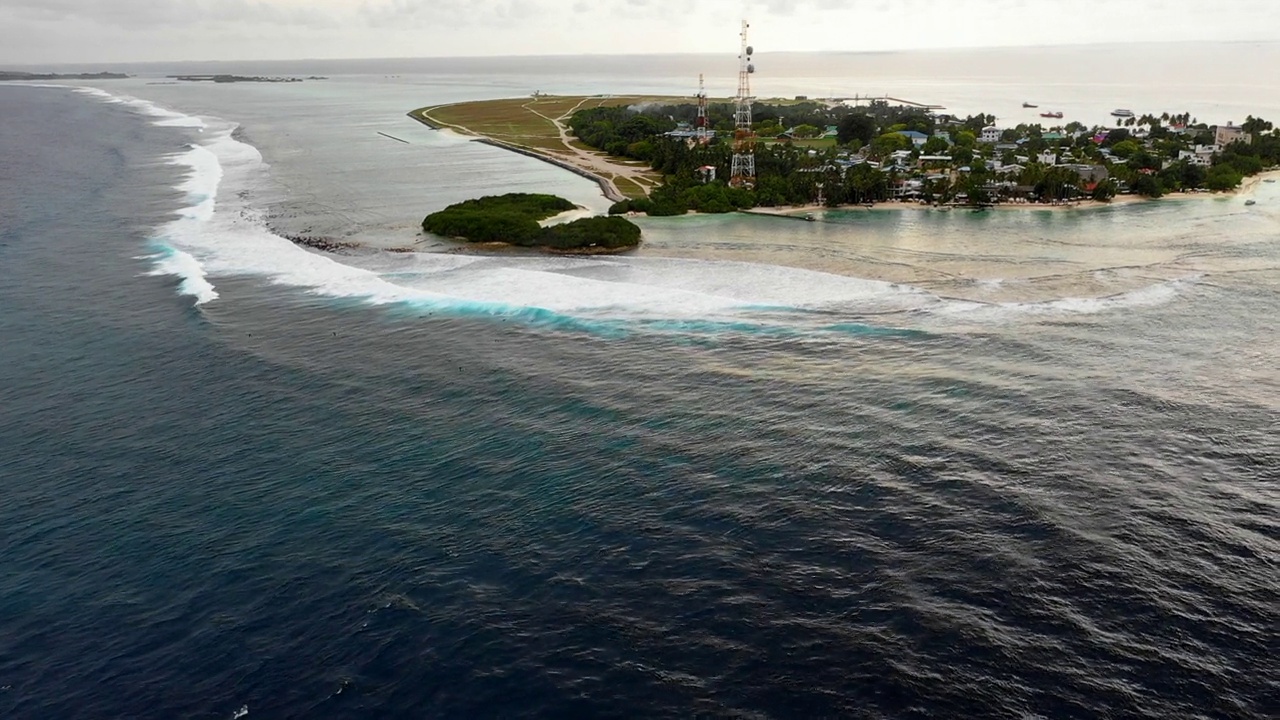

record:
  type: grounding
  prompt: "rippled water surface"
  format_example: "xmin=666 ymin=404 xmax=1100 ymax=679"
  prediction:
xmin=1 ymin=48 xmax=1278 ymax=719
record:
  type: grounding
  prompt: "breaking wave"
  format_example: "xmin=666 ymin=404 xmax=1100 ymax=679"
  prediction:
xmin=74 ymin=87 xmax=1198 ymax=334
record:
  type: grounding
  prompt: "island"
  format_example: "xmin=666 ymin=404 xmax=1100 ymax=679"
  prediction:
xmin=169 ymin=75 xmax=325 ymax=83
xmin=422 ymin=193 xmax=641 ymax=254
xmin=0 ymin=71 xmax=128 ymax=81
xmin=411 ymin=95 xmax=1280 ymax=215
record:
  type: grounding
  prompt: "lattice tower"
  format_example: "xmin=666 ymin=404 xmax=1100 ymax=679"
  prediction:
xmin=695 ymin=74 xmax=709 ymax=145
xmin=729 ymin=20 xmax=756 ymax=187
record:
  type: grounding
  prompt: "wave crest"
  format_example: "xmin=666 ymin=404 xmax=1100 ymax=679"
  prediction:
xmin=74 ymin=86 xmax=1194 ymax=332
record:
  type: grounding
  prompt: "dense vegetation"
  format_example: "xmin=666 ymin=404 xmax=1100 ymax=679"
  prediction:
xmin=568 ymin=107 xmax=676 ymax=159
xmin=541 ymin=216 xmax=642 ymax=249
xmin=423 ymin=193 xmax=573 ymax=244
xmin=569 ymin=99 xmax=1280 ymax=213
xmin=430 ymin=193 xmax=576 ymax=219
xmin=423 ymin=193 xmax=641 ymax=251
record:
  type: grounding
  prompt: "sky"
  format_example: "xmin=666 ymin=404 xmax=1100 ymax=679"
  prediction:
xmin=3 ymin=0 xmax=1280 ymax=65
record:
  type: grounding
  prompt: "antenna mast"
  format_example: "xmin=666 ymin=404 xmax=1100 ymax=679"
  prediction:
xmin=695 ymin=73 xmax=709 ymax=145
xmin=730 ymin=20 xmax=756 ymax=187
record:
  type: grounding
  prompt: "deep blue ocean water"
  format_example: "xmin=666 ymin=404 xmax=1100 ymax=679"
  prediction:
xmin=1 ymin=79 xmax=1278 ymax=720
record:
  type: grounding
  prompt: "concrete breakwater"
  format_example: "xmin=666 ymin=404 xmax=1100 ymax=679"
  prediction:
xmin=407 ymin=110 xmax=442 ymax=130
xmin=471 ymin=138 xmax=626 ymax=203
xmin=406 ymin=109 xmax=625 ymax=203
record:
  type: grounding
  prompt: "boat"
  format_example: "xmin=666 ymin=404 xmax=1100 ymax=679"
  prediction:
xmin=1040 ymin=111 xmax=1064 ymax=119
xmin=1111 ymin=109 xmax=1135 ymax=118
xmin=1245 ymin=199 xmax=1257 ymax=206
xmin=1022 ymin=102 xmax=1038 ymax=108
xmin=1265 ymin=179 xmax=1276 ymax=183
xmin=804 ymin=213 xmax=816 ymax=221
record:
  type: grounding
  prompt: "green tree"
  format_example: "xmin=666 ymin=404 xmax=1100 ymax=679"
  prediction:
xmin=791 ymin=124 xmax=822 ymax=139
xmin=541 ymin=216 xmax=642 ymax=250
xmin=836 ymin=113 xmax=877 ymax=147
xmin=1242 ymin=115 xmax=1273 ymax=135
xmin=1103 ymin=128 xmax=1131 ymax=146
xmin=1110 ymin=139 xmax=1142 ymax=159
xmin=1206 ymin=165 xmax=1244 ymax=191
xmin=1092 ymin=179 xmax=1118 ymax=201
xmin=921 ymin=136 xmax=950 ymax=155
xmin=870 ymin=132 xmax=911 ymax=158
xmin=1130 ymin=173 xmax=1164 ymax=198
xmin=754 ymin=120 xmax=784 ymax=137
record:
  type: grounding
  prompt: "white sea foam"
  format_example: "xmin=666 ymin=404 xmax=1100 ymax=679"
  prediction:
xmin=140 ymin=118 xmax=935 ymax=318
xmin=935 ymin=275 xmax=1198 ymax=320
xmin=231 ymin=705 xmax=249 ymax=720
xmin=74 ymin=84 xmax=1193 ymax=329
xmin=147 ymin=246 xmax=219 ymax=305
xmin=74 ymin=86 xmax=206 ymax=129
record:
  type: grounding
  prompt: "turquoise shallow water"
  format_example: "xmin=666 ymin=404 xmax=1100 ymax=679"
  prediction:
xmin=1 ymin=59 xmax=1278 ymax=719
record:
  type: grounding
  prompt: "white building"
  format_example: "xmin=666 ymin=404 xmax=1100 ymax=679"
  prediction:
xmin=1037 ymin=150 xmax=1057 ymax=166
xmin=1214 ymin=123 xmax=1251 ymax=148
xmin=888 ymin=149 xmax=914 ymax=169
xmin=980 ymin=126 xmax=1001 ymax=143
xmin=1178 ymin=145 xmax=1216 ymax=167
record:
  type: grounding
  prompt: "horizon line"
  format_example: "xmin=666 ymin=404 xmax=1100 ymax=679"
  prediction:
xmin=5 ymin=38 xmax=1278 ymax=69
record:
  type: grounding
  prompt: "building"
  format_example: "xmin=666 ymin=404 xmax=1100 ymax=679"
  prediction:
xmin=1037 ymin=150 xmax=1058 ymax=166
xmin=895 ymin=130 xmax=930 ymax=147
xmin=666 ymin=123 xmax=717 ymax=142
xmin=1178 ymin=145 xmax=1216 ymax=167
xmin=1064 ymin=164 xmax=1110 ymax=190
xmin=892 ymin=179 xmax=923 ymax=199
xmin=917 ymin=154 xmax=953 ymax=169
xmin=980 ymin=126 xmax=1002 ymax=143
xmin=888 ymin=149 xmax=913 ymax=169
xmin=1214 ymin=123 xmax=1251 ymax=148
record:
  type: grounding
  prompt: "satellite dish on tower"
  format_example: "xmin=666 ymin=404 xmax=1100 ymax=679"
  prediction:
xmin=746 ymin=46 xmax=754 ymax=56
xmin=748 ymin=64 xmax=755 ymax=74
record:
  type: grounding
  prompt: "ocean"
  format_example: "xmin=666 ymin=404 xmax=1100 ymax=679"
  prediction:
xmin=1 ymin=45 xmax=1277 ymax=719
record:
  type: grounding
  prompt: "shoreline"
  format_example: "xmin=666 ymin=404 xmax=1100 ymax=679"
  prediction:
xmin=743 ymin=170 xmax=1278 ymax=218
xmin=439 ymin=240 xmax=637 ymax=256
xmin=408 ymin=106 xmax=629 ymax=203
xmin=408 ymin=101 xmax=1278 ymax=220
xmin=472 ymin=138 xmax=626 ymax=203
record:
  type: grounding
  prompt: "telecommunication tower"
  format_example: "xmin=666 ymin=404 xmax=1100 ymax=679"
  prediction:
xmin=695 ymin=73 xmax=709 ymax=145
xmin=729 ymin=20 xmax=756 ymax=187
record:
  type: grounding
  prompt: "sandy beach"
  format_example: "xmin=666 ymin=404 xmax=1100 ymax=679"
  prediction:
xmin=743 ymin=170 xmax=1280 ymax=219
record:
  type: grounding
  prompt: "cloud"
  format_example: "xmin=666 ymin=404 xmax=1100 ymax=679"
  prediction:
xmin=0 ymin=0 xmax=1278 ymax=64
xmin=4 ymin=0 xmax=339 ymax=28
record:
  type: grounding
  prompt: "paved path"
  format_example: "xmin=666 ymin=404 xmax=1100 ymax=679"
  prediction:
xmin=523 ymin=98 xmax=659 ymax=199
xmin=415 ymin=99 xmax=661 ymax=201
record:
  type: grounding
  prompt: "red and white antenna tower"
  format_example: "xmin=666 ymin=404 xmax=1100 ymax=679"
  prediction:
xmin=730 ymin=20 xmax=756 ymax=187
xmin=695 ymin=73 xmax=709 ymax=145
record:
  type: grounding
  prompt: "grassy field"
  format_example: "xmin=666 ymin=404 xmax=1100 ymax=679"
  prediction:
xmin=411 ymin=95 xmax=679 ymax=197
xmin=758 ymin=137 xmax=839 ymax=149
xmin=416 ymin=95 xmax=662 ymax=149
